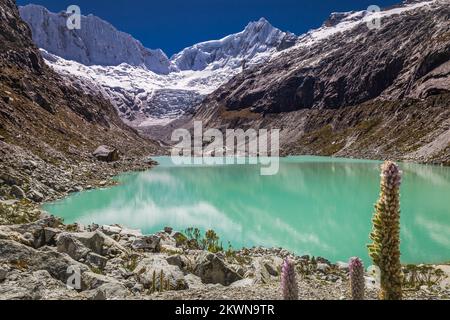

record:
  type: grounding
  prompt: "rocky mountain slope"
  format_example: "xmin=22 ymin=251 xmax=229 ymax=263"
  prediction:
xmin=19 ymin=7 xmax=297 ymax=134
xmin=0 ymin=0 xmax=161 ymax=204
xmin=194 ymin=0 xmax=450 ymax=164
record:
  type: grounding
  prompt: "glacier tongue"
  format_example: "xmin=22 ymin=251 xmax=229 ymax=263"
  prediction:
xmin=41 ymin=50 xmax=244 ymax=128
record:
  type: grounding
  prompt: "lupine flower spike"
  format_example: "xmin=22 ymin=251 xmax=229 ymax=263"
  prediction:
xmin=281 ymin=258 xmax=298 ymax=300
xmin=368 ymin=161 xmax=403 ymax=300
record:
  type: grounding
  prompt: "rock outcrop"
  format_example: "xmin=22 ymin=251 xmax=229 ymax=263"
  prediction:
xmin=19 ymin=6 xmax=298 ymax=133
xmin=194 ymin=252 xmax=243 ymax=286
xmin=134 ymin=256 xmax=188 ymax=291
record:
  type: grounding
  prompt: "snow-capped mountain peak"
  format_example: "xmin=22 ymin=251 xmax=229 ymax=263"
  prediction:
xmin=171 ymin=17 xmax=297 ymax=71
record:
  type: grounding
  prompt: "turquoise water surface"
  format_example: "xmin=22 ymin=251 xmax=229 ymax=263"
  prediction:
xmin=43 ymin=156 xmax=450 ymax=265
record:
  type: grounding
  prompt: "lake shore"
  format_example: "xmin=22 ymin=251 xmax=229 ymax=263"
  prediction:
xmin=42 ymin=156 xmax=450 ymax=266
xmin=1 ymin=155 xmax=449 ymax=300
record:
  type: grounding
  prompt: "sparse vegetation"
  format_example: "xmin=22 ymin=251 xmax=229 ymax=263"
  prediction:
xmin=183 ymin=227 xmax=224 ymax=253
xmin=90 ymin=267 xmax=103 ymax=275
xmin=403 ymin=265 xmax=447 ymax=290
xmin=148 ymin=270 xmax=172 ymax=294
xmin=174 ymin=232 xmax=188 ymax=247
xmin=225 ymin=241 xmax=236 ymax=259
xmin=283 ymin=95 xmax=450 ymax=165
xmin=296 ymin=258 xmax=316 ymax=278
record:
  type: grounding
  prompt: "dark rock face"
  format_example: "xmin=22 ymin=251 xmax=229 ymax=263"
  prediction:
xmin=208 ymin=4 xmax=450 ymax=114
xmin=194 ymin=1 xmax=450 ymax=164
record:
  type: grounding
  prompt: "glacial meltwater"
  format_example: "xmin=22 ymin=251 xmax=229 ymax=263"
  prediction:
xmin=43 ymin=157 xmax=450 ymax=265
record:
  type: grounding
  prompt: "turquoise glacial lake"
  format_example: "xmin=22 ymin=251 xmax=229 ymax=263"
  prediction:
xmin=43 ymin=156 xmax=450 ymax=265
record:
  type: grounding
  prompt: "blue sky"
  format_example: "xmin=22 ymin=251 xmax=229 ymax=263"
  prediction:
xmin=17 ymin=0 xmax=401 ymax=57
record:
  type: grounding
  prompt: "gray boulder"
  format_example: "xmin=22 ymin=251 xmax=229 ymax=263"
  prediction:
xmin=70 ymin=231 xmax=105 ymax=255
xmin=92 ymin=145 xmax=119 ymax=163
xmin=86 ymin=252 xmax=108 ymax=270
xmin=184 ymin=274 xmax=204 ymax=289
xmin=246 ymin=256 xmax=283 ymax=284
xmin=104 ymin=257 xmax=133 ymax=280
xmin=164 ymin=227 xmax=173 ymax=234
xmin=10 ymin=185 xmax=26 ymax=199
xmin=166 ymin=254 xmax=188 ymax=269
xmin=43 ymin=227 xmax=60 ymax=245
xmin=88 ymin=283 xmax=130 ymax=300
xmin=119 ymin=228 xmax=142 ymax=238
xmin=316 ymin=263 xmax=331 ymax=273
xmin=262 ymin=256 xmax=283 ymax=276
xmin=0 ymin=239 xmax=88 ymax=283
xmin=0 ymin=264 xmax=9 ymax=282
xmin=58 ymin=230 xmax=127 ymax=257
xmin=28 ymin=189 xmax=44 ymax=202
xmin=230 ymin=278 xmax=255 ymax=288
xmin=194 ymin=252 xmax=242 ymax=286
xmin=130 ymin=235 xmax=161 ymax=252
xmin=100 ymin=225 xmax=122 ymax=236
xmin=158 ymin=232 xmax=177 ymax=248
xmin=2 ymin=217 xmax=62 ymax=248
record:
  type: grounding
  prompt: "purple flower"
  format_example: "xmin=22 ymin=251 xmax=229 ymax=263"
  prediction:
xmin=281 ymin=258 xmax=298 ymax=300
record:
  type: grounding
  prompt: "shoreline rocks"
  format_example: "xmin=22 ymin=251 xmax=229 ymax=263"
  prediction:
xmin=0 ymin=216 xmax=448 ymax=300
